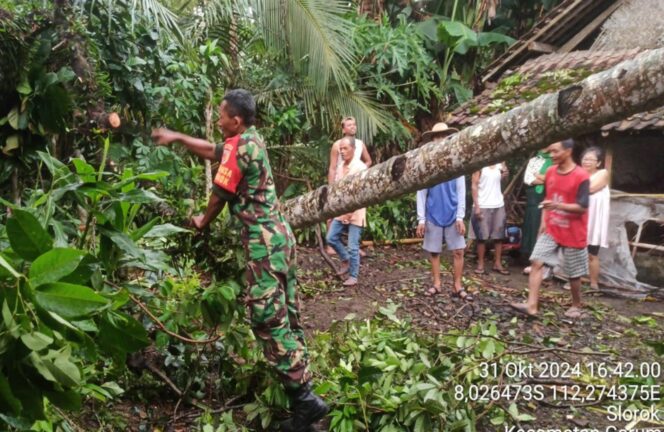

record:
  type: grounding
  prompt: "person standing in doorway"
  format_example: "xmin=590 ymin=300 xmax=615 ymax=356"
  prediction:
xmin=470 ymin=162 xmax=510 ymax=275
xmin=510 ymin=139 xmax=590 ymax=319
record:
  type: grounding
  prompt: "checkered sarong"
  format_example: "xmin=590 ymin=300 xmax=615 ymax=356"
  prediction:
xmin=530 ymin=233 xmax=588 ymax=279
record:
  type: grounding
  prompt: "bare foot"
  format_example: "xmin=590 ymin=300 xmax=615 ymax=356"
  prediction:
xmin=564 ymin=306 xmax=585 ymax=319
xmin=336 ymin=261 xmax=349 ymax=276
xmin=509 ymin=302 xmax=537 ymax=317
xmin=342 ymin=277 xmax=357 ymax=286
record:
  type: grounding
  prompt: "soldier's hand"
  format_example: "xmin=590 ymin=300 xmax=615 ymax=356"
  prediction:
xmin=455 ymin=219 xmax=466 ymax=236
xmin=416 ymin=223 xmax=425 ymax=238
xmin=151 ymin=128 xmax=180 ymax=146
xmin=191 ymin=214 xmax=206 ymax=231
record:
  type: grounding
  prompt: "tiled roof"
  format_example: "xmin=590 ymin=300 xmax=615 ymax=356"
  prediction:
xmin=448 ymin=49 xmax=664 ymax=132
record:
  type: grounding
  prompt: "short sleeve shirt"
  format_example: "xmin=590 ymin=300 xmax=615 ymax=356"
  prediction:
xmin=543 ymin=165 xmax=590 ymax=248
xmin=212 ymin=126 xmax=295 ymax=264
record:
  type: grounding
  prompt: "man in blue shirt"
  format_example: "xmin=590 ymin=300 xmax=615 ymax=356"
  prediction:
xmin=416 ymin=123 xmax=472 ymax=301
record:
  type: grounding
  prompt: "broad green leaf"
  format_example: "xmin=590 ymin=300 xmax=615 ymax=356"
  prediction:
xmin=438 ymin=21 xmax=478 ymax=54
xmin=0 ymin=254 xmax=20 ymax=279
xmin=38 ymin=151 xmax=69 ymax=177
xmin=50 ymin=219 xmax=68 ymax=248
xmin=7 ymin=374 xmax=43 ymax=420
xmin=20 ymin=332 xmax=54 ymax=351
xmin=29 ymin=352 xmax=57 ymax=382
xmin=99 ymin=312 xmax=149 ymax=355
xmin=44 ymin=389 xmax=81 ymax=411
xmin=142 ymin=223 xmax=189 ymax=238
xmin=99 ymin=228 xmax=146 ymax=261
xmin=2 ymin=135 xmax=19 ymax=155
xmin=7 ymin=107 xmax=19 ymax=130
xmin=72 ymin=159 xmax=96 ymax=183
xmin=117 ymin=189 xmax=163 ymax=204
xmin=49 ymin=352 xmax=82 ymax=386
xmin=29 ymin=248 xmax=86 ymax=287
xmin=130 ymin=217 xmax=160 ymax=241
xmin=56 ymin=67 xmax=76 ymax=83
xmin=60 ymin=254 xmax=98 ymax=286
xmin=2 ymin=301 xmax=21 ymax=338
xmin=6 ymin=209 xmax=53 ymax=261
xmin=34 ymin=283 xmax=108 ymax=319
xmin=30 ymin=350 xmax=81 ymax=387
xmin=71 ymin=319 xmax=98 ymax=332
xmin=0 ymin=374 xmax=22 ymax=415
xmin=126 ymin=56 xmax=147 ymax=67
xmin=16 ymin=80 xmax=32 ymax=95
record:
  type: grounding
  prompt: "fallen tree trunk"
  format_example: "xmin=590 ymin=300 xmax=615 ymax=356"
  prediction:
xmin=283 ymin=48 xmax=664 ymax=229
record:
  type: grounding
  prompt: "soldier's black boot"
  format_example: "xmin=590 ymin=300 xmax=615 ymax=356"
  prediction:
xmin=281 ymin=382 xmax=329 ymax=432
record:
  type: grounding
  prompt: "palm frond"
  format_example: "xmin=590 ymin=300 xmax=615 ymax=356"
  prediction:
xmin=257 ymin=80 xmax=390 ymax=144
xmin=181 ymin=0 xmax=251 ymax=42
xmin=252 ymin=0 xmax=355 ymax=94
xmin=132 ymin=0 xmax=183 ymax=39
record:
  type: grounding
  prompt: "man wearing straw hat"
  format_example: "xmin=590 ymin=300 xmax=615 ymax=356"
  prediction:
xmin=416 ymin=123 xmax=473 ymax=301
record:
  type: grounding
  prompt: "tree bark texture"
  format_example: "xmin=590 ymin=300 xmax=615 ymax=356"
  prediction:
xmin=204 ymin=95 xmax=214 ymax=196
xmin=282 ymin=48 xmax=664 ymax=229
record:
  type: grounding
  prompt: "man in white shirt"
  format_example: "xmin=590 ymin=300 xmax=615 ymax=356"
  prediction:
xmin=470 ymin=163 xmax=510 ymax=275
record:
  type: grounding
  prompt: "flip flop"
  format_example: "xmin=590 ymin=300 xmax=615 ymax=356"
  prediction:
xmin=493 ymin=267 xmax=510 ymax=275
xmin=522 ymin=266 xmax=532 ymax=275
xmin=474 ymin=268 xmax=486 ymax=275
xmin=452 ymin=289 xmax=473 ymax=301
xmin=509 ymin=303 xmax=538 ymax=319
xmin=564 ymin=307 xmax=585 ymax=319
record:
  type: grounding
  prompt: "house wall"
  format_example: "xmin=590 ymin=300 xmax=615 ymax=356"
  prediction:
xmin=600 ymin=133 xmax=664 ymax=193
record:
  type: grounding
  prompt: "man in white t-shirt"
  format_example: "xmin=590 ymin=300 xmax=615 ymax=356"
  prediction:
xmin=470 ymin=163 xmax=510 ymax=275
xmin=326 ymin=117 xmax=372 ymax=255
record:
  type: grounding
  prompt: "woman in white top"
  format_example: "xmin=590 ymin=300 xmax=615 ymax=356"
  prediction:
xmin=581 ymin=147 xmax=610 ymax=290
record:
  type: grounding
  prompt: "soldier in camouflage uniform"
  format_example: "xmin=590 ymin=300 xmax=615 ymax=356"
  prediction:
xmin=152 ymin=89 xmax=328 ymax=431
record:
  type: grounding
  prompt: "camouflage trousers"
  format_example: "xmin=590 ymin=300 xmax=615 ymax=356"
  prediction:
xmin=244 ymin=233 xmax=311 ymax=389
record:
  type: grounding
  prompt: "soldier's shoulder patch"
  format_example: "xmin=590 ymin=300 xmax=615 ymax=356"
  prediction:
xmin=214 ymin=135 xmax=242 ymax=194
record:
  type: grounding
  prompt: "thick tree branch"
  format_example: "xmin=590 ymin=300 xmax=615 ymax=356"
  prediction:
xmin=282 ymin=48 xmax=664 ymax=228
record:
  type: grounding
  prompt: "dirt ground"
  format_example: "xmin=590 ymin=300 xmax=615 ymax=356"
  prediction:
xmin=81 ymin=244 xmax=663 ymax=431
xmin=297 ymin=244 xmax=664 ymax=430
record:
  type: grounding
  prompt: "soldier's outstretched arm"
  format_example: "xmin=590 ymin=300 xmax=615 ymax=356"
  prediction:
xmin=191 ymin=192 xmax=228 ymax=230
xmin=152 ymin=128 xmax=217 ymax=161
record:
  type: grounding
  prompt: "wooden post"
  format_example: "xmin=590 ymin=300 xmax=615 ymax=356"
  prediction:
xmin=632 ymin=222 xmax=644 ymax=258
xmin=604 ymin=143 xmax=614 ymax=187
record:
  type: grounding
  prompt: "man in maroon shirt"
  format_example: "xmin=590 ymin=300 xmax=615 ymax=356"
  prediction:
xmin=511 ymin=139 xmax=590 ymax=319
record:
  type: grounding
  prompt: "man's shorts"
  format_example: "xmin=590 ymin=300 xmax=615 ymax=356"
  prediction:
xmin=423 ymin=220 xmax=466 ymax=253
xmin=530 ymin=233 xmax=588 ymax=279
xmin=469 ymin=206 xmax=506 ymax=241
